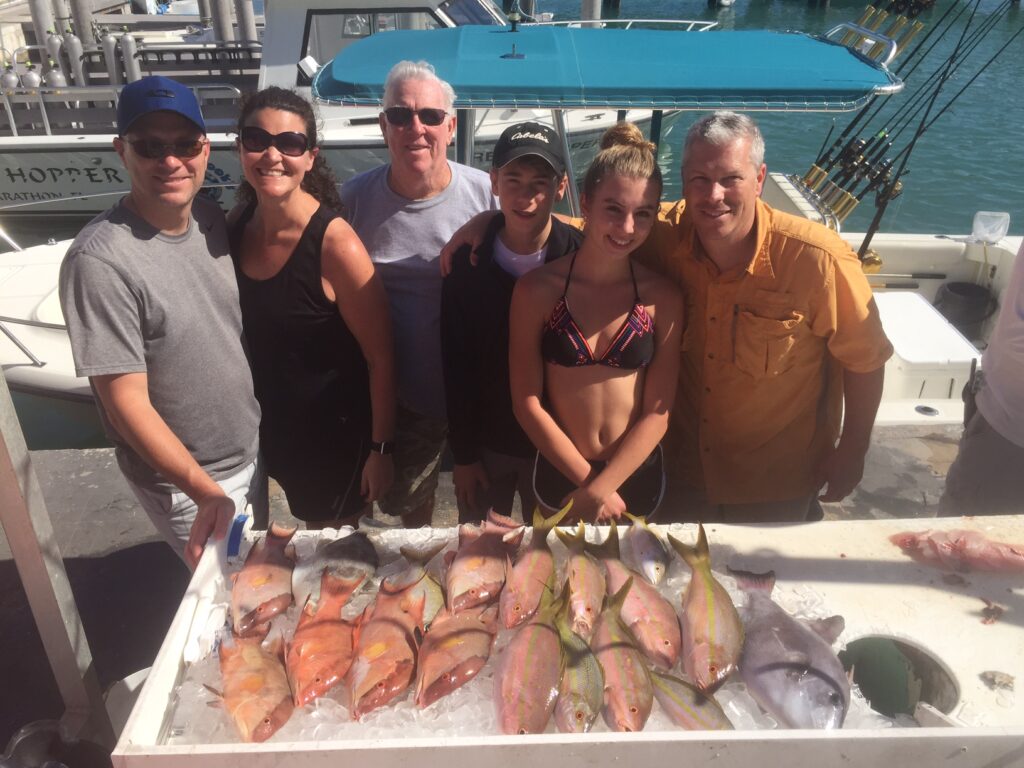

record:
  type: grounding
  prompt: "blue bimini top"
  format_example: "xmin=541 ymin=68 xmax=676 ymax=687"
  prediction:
xmin=312 ymin=25 xmax=902 ymax=112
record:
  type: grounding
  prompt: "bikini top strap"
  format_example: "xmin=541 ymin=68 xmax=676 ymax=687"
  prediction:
xmin=628 ymin=258 xmax=641 ymax=303
xmin=561 ymin=251 xmax=579 ymax=296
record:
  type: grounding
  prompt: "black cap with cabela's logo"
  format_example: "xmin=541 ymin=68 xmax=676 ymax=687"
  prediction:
xmin=492 ymin=121 xmax=566 ymax=177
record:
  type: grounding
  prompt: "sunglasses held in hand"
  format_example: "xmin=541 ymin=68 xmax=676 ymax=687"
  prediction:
xmin=124 ymin=137 xmax=208 ymax=159
xmin=239 ymin=126 xmax=312 ymax=157
xmin=383 ymin=106 xmax=448 ymax=127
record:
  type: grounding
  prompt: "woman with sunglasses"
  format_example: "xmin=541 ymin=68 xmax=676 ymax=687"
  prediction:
xmin=509 ymin=123 xmax=683 ymax=522
xmin=230 ymin=87 xmax=396 ymax=527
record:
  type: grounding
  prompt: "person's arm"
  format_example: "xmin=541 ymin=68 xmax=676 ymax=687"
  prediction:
xmin=815 ymin=365 xmax=884 ymax=502
xmin=91 ymin=373 xmax=235 ymax=568
xmin=321 ymin=219 xmax=397 ymax=503
xmin=583 ymin=281 xmax=683 ymax=513
xmin=509 ymin=274 xmax=599 ymax=506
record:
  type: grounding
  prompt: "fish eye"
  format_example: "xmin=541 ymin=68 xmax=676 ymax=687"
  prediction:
xmin=575 ymin=711 xmax=585 ymax=721
xmin=829 ymin=692 xmax=843 ymax=706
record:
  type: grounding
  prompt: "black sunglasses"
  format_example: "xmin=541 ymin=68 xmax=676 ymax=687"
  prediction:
xmin=239 ymin=126 xmax=311 ymax=157
xmin=383 ymin=106 xmax=448 ymax=127
xmin=123 ymin=137 xmax=207 ymax=160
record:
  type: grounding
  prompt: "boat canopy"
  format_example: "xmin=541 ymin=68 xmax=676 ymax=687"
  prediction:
xmin=312 ymin=24 xmax=903 ymax=111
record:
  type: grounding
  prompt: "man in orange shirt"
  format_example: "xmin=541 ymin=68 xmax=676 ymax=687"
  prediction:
xmin=637 ymin=111 xmax=893 ymax=522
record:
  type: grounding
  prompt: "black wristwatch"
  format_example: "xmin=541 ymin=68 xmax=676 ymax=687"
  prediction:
xmin=369 ymin=440 xmax=395 ymax=455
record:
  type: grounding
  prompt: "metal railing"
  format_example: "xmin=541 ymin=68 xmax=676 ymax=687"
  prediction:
xmin=527 ymin=19 xmax=718 ymax=31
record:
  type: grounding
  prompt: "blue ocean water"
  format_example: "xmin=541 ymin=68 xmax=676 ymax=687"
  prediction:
xmin=541 ymin=0 xmax=1024 ymax=235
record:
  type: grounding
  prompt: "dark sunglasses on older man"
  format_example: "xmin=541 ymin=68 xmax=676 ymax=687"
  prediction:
xmin=239 ymin=126 xmax=311 ymax=157
xmin=124 ymin=137 xmax=208 ymax=160
xmin=383 ymin=106 xmax=448 ymax=127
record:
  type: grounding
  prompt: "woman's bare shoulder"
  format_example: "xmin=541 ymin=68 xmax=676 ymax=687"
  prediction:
xmin=634 ymin=261 xmax=682 ymax=302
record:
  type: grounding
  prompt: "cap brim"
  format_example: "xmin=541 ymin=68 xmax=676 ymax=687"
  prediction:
xmin=497 ymin=147 xmax=565 ymax=175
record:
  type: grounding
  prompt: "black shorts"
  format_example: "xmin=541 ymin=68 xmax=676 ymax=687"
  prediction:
xmin=532 ymin=444 xmax=665 ymax=519
xmin=265 ymin=425 xmax=368 ymax=523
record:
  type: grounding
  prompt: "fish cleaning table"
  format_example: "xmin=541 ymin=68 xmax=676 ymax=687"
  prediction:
xmin=112 ymin=515 xmax=1024 ymax=768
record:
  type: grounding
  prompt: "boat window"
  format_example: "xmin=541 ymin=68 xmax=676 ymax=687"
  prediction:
xmin=438 ymin=0 xmax=506 ymax=26
xmin=298 ymin=9 xmax=444 ymax=85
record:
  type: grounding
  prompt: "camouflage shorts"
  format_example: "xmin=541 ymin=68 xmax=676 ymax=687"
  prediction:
xmin=376 ymin=405 xmax=447 ymax=518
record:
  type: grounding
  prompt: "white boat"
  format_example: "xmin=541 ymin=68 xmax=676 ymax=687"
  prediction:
xmin=0 ymin=0 xmax=712 ymax=229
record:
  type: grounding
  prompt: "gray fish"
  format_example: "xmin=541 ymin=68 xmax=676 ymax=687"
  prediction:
xmin=292 ymin=530 xmax=379 ymax=608
xmin=729 ymin=568 xmax=850 ymax=730
xmin=620 ymin=511 xmax=671 ymax=585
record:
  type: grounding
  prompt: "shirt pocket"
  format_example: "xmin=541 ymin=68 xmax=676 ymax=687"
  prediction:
xmin=734 ymin=309 xmax=805 ymax=378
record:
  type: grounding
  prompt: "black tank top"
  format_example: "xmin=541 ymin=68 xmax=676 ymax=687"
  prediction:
xmin=231 ymin=202 xmax=370 ymax=456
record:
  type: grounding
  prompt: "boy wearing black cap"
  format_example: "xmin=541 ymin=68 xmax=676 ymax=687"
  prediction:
xmin=59 ymin=76 xmax=264 ymax=567
xmin=441 ymin=122 xmax=582 ymax=521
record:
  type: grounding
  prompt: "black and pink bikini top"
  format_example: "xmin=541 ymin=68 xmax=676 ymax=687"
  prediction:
xmin=541 ymin=253 xmax=655 ymax=370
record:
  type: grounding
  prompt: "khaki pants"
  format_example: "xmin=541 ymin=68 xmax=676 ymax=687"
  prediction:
xmin=939 ymin=410 xmax=1024 ymax=517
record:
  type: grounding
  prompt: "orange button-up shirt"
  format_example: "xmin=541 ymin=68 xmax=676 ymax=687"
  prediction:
xmin=635 ymin=198 xmax=893 ymax=504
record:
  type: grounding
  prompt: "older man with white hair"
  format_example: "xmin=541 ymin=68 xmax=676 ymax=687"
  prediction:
xmin=341 ymin=60 xmax=497 ymax=526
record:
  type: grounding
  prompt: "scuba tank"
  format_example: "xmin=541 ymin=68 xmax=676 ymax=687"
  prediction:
xmin=100 ymin=27 xmax=122 ymax=85
xmin=20 ymin=63 xmax=42 ymax=88
xmin=43 ymin=56 xmax=68 ymax=87
xmin=1 ymin=64 xmax=20 ymax=90
xmin=120 ymin=28 xmax=142 ymax=82
xmin=63 ymin=27 xmax=88 ymax=85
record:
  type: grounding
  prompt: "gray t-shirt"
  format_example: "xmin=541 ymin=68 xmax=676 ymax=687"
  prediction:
xmin=341 ymin=162 xmax=496 ymax=421
xmin=58 ymin=196 xmax=260 ymax=493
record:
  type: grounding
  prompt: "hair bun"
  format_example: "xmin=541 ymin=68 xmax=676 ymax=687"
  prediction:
xmin=599 ymin=121 xmax=656 ymax=154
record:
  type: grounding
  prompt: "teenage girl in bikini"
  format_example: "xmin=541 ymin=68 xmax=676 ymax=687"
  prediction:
xmin=509 ymin=123 xmax=683 ymax=523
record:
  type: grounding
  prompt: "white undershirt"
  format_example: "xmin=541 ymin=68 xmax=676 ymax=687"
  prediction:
xmin=493 ymin=234 xmax=548 ymax=278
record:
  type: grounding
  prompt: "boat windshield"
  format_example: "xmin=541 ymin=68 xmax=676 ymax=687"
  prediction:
xmin=438 ymin=0 xmax=506 ymax=26
xmin=299 ymin=7 xmax=445 ymax=85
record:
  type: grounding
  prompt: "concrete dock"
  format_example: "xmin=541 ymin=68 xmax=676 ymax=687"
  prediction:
xmin=0 ymin=423 xmax=962 ymax=751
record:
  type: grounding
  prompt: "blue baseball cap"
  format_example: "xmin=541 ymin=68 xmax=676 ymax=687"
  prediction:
xmin=117 ymin=76 xmax=206 ymax=135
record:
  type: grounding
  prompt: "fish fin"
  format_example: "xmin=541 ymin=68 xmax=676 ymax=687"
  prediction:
xmin=534 ymin=499 xmax=574 ymax=533
xmin=400 ymin=537 xmax=449 ymax=564
xmin=726 ymin=567 xmax=776 ymax=594
xmin=622 ymin=510 xmax=645 ymax=527
xmin=502 ymin=526 xmax=526 ymax=550
xmin=202 ymin=683 xmax=224 ymax=700
xmin=606 ymin=575 xmax=633 ymax=618
xmin=668 ymin=525 xmax=710 ymax=569
xmin=487 ymin=509 xmax=521 ymax=530
xmin=554 ymin=520 xmax=586 ymax=551
xmin=802 ymin=615 xmax=846 ymax=645
xmin=584 ymin=520 xmax=620 ymax=561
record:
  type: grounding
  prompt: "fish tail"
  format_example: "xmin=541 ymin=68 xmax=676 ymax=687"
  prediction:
xmin=726 ymin=567 xmax=776 ymax=595
xmin=622 ymin=510 xmax=647 ymax=528
xmin=584 ymin=519 xmax=620 ymax=561
xmin=399 ymin=536 xmax=449 ymax=564
xmin=668 ymin=523 xmax=709 ymax=569
xmin=606 ymin=575 xmax=632 ymax=618
xmin=555 ymin=521 xmax=586 ymax=551
xmin=533 ymin=499 xmax=574 ymax=533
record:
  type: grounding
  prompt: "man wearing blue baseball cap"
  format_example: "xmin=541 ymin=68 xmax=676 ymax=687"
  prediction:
xmin=59 ymin=76 xmax=265 ymax=568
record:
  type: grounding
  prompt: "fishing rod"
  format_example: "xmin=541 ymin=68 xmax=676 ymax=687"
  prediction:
xmin=881 ymin=22 xmax=1024 ymax=171
xmin=805 ymin=0 xmax=964 ymax=183
xmin=837 ymin=0 xmax=1012 ymax=181
xmin=811 ymin=0 xmax=987 ymax=180
xmin=858 ymin=0 xmax=984 ymax=258
xmin=815 ymin=0 xmax=1013 ymax=206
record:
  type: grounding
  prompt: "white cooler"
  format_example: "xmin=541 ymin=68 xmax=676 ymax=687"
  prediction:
xmin=111 ymin=517 xmax=1024 ymax=768
xmin=874 ymin=292 xmax=980 ymax=401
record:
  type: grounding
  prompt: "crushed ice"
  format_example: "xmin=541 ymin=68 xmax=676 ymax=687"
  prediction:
xmin=165 ymin=523 xmax=903 ymax=744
